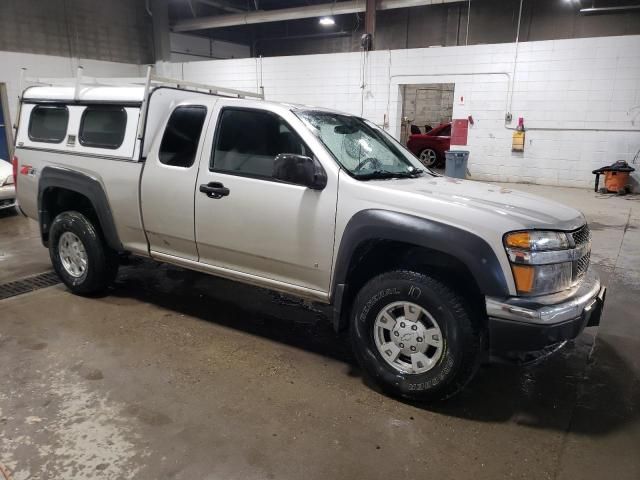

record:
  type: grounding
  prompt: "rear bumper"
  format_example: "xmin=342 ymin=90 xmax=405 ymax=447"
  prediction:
xmin=486 ymin=269 xmax=605 ymax=353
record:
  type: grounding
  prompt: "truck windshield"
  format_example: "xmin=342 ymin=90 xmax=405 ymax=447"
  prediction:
xmin=295 ymin=110 xmax=427 ymax=180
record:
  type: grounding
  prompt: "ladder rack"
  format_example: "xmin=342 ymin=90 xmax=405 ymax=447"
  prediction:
xmin=19 ymin=65 xmax=265 ymax=143
xmin=19 ymin=65 xmax=264 ymax=101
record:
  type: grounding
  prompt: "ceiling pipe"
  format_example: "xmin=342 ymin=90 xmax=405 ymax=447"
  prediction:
xmin=172 ymin=0 xmax=464 ymax=32
xmin=579 ymin=5 xmax=640 ymax=14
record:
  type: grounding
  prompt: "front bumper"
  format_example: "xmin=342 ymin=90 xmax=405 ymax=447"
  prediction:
xmin=486 ymin=269 xmax=606 ymax=353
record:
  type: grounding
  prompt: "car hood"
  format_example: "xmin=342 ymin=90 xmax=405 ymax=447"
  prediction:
xmin=0 ymin=160 xmax=12 ymax=180
xmin=0 ymin=159 xmax=11 ymax=175
xmin=371 ymin=174 xmax=585 ymax=231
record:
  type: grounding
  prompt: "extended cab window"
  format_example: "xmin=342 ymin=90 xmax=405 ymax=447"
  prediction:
xmin=79 ymin=106 xmax=127 ymax=149
xmin=159 ymin=105 xmax=207 ymax=168
xmin=28 ymin=105 xmax=68 ymax=143
xmin=212 ymin=108 xmax=311 ymax=179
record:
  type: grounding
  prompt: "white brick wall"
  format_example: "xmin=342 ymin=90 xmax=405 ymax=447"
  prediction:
xmin=166 ymin=35 xmax=640 ymax=189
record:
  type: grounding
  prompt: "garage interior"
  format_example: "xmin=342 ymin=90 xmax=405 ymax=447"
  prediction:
xmin=1 ymin=1 xmax=640 ymax=479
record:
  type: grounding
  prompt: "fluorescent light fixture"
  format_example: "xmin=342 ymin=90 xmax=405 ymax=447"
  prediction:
xmin=319 ymin=16 xmax=335 ymax=26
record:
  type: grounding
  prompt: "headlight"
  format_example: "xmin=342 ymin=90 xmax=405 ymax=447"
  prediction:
xmin=3 ymin=175 xmax=14 ymax=186
xmin=504 ymin=230 xmax=569 ymax=251
xmin=504 ymin=230 xmax=580 ymax=296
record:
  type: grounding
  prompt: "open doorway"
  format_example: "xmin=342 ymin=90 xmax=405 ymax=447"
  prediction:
xmin=400 ymin=83 xmax=454 ymax=143
xmin=400 ymin=83 xmax=454 ymax=168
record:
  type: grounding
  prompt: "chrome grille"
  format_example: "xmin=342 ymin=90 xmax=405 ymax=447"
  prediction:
xmin=574 ymin=252 xmax=590 ymax=280
xmin=570 ymin=225 xmax=591 ymax=283
xmin=571 ymin=224 xmax=591 ymax=246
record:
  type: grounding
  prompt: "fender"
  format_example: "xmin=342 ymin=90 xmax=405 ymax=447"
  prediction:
xmin=331 ymin=209 xmax=510 ymax=329
xmin=38 ymin=166 xmax=123 ymax=251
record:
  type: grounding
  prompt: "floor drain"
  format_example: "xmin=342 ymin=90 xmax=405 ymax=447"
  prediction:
xmin=0 ymin=271 xmax=61 ymax=301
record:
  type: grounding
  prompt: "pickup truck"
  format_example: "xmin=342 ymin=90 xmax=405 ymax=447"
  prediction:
xmin=13 ymin=76 xmax=606 ymax=401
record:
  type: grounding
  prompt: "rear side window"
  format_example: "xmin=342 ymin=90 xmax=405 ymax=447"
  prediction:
xmin=28 ymin=105 xmax=68 ymax=143
xmin=212 ymin=108 xmax=311 ymax=179
xmin=159 ymin=106 xmax=207 ymax=168
xmin=79 ymin=106 xmax=127 ymax=149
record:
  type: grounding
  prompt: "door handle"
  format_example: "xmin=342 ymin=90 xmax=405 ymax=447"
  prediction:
xmin=199 ymin=182 xmax=230 ymax=199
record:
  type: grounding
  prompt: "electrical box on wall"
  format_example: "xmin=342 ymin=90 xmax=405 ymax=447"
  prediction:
xmin=451 ymin=119 xmax=469 ymax=146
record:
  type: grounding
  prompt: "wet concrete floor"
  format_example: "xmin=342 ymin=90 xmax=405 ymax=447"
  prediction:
xmin=0 ymin=184 xmax=638 ymax=479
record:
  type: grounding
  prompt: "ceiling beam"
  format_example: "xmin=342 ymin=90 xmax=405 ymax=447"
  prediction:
xmin=579 ymin=5 xmax=640 ymax=15
xmin=172 ymin=0 xmax=464 ymax=32
xmin=196 ymin=0 xmax=246 ymax=13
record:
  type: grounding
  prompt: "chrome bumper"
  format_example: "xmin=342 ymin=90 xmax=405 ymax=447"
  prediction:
xmin=486 ymin=268 xmax=603 ymax=325
xmin=485 ymin=268 xmax=606 ymax=353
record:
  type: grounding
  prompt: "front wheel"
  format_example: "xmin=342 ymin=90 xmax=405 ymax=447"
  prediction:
xmin=49 ymin=211 xmax=119 ymax=295
xmin=350 ymin=271 xmax=484 ymax=402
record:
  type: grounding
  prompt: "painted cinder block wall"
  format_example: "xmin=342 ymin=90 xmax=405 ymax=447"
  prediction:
xmin=159 ymin=34 xmax=640 ymax=189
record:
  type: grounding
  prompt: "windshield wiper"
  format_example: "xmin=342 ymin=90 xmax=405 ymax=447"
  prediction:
xmin=356 ymin=169 xmax=424 ymax=180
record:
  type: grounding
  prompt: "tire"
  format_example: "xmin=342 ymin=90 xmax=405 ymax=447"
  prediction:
xmin=418 ymin=148 xmax=438 ymax=168
xmin=49 ymin=211 xmax=119 ymax=295
xmin=350 ymin=270 xmax=484 ymax=402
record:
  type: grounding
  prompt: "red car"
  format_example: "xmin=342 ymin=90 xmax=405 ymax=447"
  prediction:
xmin=407 ymin=122 xmax=451 ymax=168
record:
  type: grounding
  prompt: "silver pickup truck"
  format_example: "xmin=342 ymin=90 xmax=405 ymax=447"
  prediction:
xmin=13 ymin=75 xmax=606 ymax=401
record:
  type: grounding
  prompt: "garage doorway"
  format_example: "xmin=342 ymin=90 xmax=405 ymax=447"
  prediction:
xmin=400 ymin=83 xmax=454 ymax=145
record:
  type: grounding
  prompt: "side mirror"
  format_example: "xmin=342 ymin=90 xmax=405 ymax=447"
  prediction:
xmin=273 ymin=153 xmax=327 ymax=190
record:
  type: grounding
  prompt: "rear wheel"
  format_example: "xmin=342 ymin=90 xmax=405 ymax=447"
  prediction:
xmin=49 ymin=211 xmax=119 ymax=295
xmin=350 ymin=270 xmax=484 ymax=402
xmin=418 ymin=148 xmax=438 ymax=168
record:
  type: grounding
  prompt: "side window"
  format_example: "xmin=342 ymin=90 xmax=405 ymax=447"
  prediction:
xmin=159 ymin=105 xmax=207 ymax=168
xmin=440 ymin=125 xmax=451 ymax=136
xmin=28 ymin=105 xmax=69 ymax=143
xmin=79 ymin=106 xmax=127 ymax=149
xmin=212 ymin=108 xmax=311 ymax=179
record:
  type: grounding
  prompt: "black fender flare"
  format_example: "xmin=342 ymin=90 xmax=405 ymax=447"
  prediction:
xmin=38 ymin=166 xmax=123 ymax=251
xmin=330 ymin=209 xmax=510 ymax=330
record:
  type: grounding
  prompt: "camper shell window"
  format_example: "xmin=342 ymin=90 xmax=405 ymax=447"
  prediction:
xmin=79 ymin=106 xmax=127 ymax=149
xmin=28 ymin=105 xmax=69 ymax=143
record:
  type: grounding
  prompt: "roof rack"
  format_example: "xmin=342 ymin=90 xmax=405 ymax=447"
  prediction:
xmin=19 ymin=65 xmax=264 ymax=141
xmin=20 ymin=65 xmax=264 ymax=101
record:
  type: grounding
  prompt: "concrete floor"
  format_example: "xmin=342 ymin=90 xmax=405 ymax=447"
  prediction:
xmin=0 ymin=184 xmax=638 ymax=480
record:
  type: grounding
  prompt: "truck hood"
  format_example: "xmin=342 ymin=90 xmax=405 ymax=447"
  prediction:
xmin=373 ymin=175 xmax=585 ymax=231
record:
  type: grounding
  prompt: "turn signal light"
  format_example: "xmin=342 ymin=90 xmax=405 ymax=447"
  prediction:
xmin=511 ymin=264 xmax=534 ymax=293
xmin=504 ymin=231 xmax=530 ymax=249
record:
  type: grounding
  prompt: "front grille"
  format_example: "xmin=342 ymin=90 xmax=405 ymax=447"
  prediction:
xmin=571 ymin=224 xmax=591 ymax=246
xmin=569 ymin=224 xmax=591 ymax=283
xmin=574 ymin=252 xmax=590 ymax=281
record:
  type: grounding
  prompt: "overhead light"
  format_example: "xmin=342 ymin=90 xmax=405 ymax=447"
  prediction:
xmin=319 ymin=17 xmax=335 ymax=26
